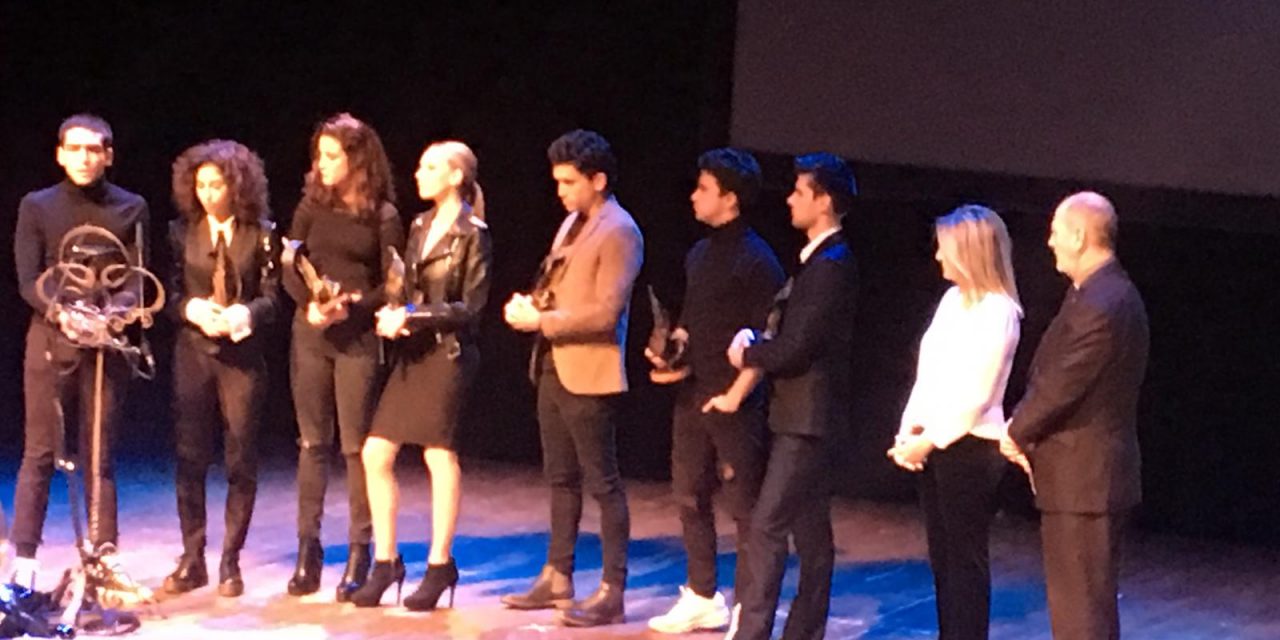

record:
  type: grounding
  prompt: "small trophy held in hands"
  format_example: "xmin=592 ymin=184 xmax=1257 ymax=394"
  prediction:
xmin=284 ymin=238 xmax=356 ymax=313
xmin=384 ymin=246 xmax=409 ymax=307
xmin=646 ymin=285 xmax=686 ymax=371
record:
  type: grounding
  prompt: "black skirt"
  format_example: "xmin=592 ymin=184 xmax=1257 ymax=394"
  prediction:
xmin=369 ymin=338 xmax=477 ymax=449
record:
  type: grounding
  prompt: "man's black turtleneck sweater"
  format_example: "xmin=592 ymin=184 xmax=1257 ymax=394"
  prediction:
xmin=15 ymin=179 xmax=150 ymax=317
xmin=680 ymin=216 xmax=785 ymax=395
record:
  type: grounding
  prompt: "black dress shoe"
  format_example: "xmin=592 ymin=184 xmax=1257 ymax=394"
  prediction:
xmin=560 ymin=582 xmax=625 ymax=627
xmin=334 ymin=543 xmax=371 ymax=603
xmin=162 ymin=554 xmax=208 ymax=594
xmin=218 ymin=552 xmax=244 ymax=598
xmin=500 ymin=564 xmax=574 ymax=610
xmin=404 ymin=558 xmax=459 ymax=611
xmin=286 ymin=537 xmax=323 ymax=596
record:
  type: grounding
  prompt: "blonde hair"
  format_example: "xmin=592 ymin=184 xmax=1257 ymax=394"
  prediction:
xmin=935 ymin=204 xmax=1020 ymax=307
xmin=427 ymin=140 xmax=485 ymax=220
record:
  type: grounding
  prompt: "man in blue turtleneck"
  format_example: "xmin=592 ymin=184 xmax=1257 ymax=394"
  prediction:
xmin=646 ymin=148 xmax=785 ymax=635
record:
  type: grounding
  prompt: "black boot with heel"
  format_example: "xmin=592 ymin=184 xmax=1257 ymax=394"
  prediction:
xmin=404 ymin=558 xmax=459 ymax=611
xmin=286 ymin=538 xmax=323 ymax=596
xmin=350 ymin=556 xmax=406 ymax=607
xmin=335 ymin=543 xmax=372 ymax=603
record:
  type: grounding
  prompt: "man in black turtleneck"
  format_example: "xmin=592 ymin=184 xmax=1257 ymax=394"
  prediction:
xmin=646 ymin=148 xmax=784 ymax=635
xmin=10 ymin=114 xmax=149 ymax=587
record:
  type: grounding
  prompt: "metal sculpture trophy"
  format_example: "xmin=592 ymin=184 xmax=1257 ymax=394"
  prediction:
xmin=24 ymin=224 xmax=165 ymax=636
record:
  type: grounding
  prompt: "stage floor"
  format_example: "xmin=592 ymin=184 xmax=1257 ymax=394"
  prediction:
xmin=5 ymin=457 xmax=1278 ymax=639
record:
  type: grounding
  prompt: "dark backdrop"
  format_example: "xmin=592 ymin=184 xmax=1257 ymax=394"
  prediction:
xmin=1 ymin=2 xmax=1277 ymax=546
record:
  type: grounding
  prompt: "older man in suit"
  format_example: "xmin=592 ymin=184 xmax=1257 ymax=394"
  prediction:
xmin=1002 ymin=191 xmax=1149 ymax=640
xmin=502 ymin=129 xmax=644 ymax=627
xmin=727 ymin=153 xmax=859 ymax=640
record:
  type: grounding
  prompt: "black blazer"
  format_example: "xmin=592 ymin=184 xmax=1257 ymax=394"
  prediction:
xmin=396 ymin=208 xmax=492 ymax=353
xmin=167 ymin=216 xmax=282 ymax=357
xmin=1009 ymin=260 xmax=1149 ymax=514
xmin=743 ymin=232 xmax=858 ymax=438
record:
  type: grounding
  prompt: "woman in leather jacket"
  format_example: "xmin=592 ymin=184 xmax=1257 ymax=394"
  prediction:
xmin=350 ymin=141 xmax=492 ymax=610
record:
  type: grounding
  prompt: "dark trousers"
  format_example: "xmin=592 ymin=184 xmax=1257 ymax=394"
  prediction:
xmin=536 ymin=365 xmax=630 ymax=587
xmin=919 ymin=436 xmax=1008 ymax=640
xmin=737 ymin=433 xmax=833 ymax=640
xmin=173 ymin=334 xmax=265 ymax=558
xmin=290 ymin=320 xmax=378 ymax=545
xmin=13 ymin=321 xmax=128 ymax=557
xmin=1041 ymin=511 xmax=1127 ymax=640
xmin=671 ymin=388 xmax=766 ymax=599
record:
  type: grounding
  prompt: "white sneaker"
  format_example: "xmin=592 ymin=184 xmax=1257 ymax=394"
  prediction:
xmin=10 ymin=556 xmax=39 ymax=590
xmin=648 ymin=585 xmax=731 ymax=633
xmin=724 ymin=602 xmax=741 ymax=639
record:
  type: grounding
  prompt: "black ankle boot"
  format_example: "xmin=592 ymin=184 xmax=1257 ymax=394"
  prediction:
xmin=286 ymin=538 xmax=323 ymax=596
xmin=404 ymin=558 xmax=459 ymax=611
xmin=499 ymin=564 xmax=574 ymax=610
xmin=218 ymin=552 xmax=244 ymax=598
xmin=350 ymin=556 xmax=405 ymax=607
xmin=560 ymin=582 xmax=625 ymax=627
xmin=334 ymin=543 xmax=372 ymax=603
xmin=162 ymin=554 xmax=208 ymax=594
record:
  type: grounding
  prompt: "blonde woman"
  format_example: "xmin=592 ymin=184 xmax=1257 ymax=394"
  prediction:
xmin=887 ymin=204 xmax=1022 ymax=640
xmin=350 ymin=141 xmax=491 ymax=610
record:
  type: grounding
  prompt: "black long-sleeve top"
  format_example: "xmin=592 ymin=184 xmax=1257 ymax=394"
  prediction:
xmin=680 ymin=217 xmax=785 ymax=395
xmin=14 ymin=179 xmax=150 ymax=319
xmin=281 ymin=199 xmax=405 ymax=344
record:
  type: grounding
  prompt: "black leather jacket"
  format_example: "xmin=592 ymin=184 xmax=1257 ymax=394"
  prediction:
xmin=396 ymin=208 xmax=492 ymax=356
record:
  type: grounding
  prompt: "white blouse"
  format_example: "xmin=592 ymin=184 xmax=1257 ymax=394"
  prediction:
xmin=898 ymin=287 xmax=1022 ymax=448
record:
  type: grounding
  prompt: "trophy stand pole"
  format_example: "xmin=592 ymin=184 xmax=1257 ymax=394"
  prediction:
xmin=88 ymin=347 xmax=105 ymax=548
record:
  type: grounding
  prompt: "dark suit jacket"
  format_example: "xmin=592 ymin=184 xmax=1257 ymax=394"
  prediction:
xmin=167 ymin=216 xmax=281 ymax=359
xmin=743 ymin=232 xmax=858 ymax=438
xmin=1009 ymin=260 xmax=1149 ymax=514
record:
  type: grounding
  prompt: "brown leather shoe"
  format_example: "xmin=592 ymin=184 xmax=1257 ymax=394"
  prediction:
xmin=500 ymin=565 xmax=574 ymax=610
xmin=559 ymin=582 xmax=625 ymax=627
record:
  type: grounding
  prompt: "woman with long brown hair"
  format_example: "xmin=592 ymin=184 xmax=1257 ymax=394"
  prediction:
xmin=281 ymin=113 xmax=404 ymax=601
xmin=350 ymin=140 xmax=491 ymax=610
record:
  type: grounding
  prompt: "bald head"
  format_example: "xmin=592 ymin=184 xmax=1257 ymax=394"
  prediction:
xmin=1055 ymin=191 xmax=1118 ymax=251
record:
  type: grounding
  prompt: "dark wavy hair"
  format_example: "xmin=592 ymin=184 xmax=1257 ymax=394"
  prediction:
xmin=547 ymin=129 xmax=617 ymax=193
xmin=303 ymin=113 xmax=395 ymax=219
xmin=698 ymin=147 xmax=762 ymax=207
xmin=171 ymin=139 xmax=270 ymax=223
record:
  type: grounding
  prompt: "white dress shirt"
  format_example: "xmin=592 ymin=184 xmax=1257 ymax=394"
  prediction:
xmin=800 ymin=226 xmax=841 ymax=264
xmin=208 ymin=214 xmax=235 ymax=246
xmin=899 ymin=287 xmax=1022 ymax=448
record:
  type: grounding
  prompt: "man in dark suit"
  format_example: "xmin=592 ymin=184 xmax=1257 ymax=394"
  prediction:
xmin=11 ymin=114 xmax=150 ymax=589
xmin=726 ymin=153 xmax=859 ymax=640
xmin=1003 ymin=191 xmax=1149 ymax=640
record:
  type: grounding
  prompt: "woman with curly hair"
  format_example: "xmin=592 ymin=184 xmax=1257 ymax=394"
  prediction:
xmin=281 ymin=113 xmax=405 ymax=601
xmin=350 ymin=140 xmax=491 ymax=610
xmin=164 ymin=139 xmax=281 ymax=598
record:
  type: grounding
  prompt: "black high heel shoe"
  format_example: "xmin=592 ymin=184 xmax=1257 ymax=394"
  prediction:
xmin=404 ymin=558 xmax=459 ymax=611
xmin=349 ymin=556 xmax=406 ymax=607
